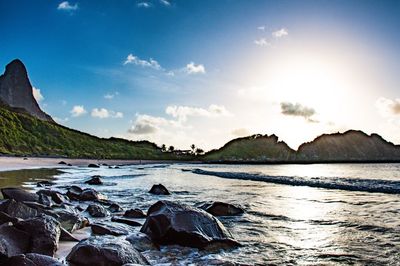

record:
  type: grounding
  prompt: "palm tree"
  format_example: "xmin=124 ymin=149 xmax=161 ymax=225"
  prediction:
xmin=168 ymin=146 xmax=175 ymax=152
xmin=190 ymin=144 xmax=196 ymax=154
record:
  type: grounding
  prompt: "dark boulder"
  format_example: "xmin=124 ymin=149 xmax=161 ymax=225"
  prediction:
xmin=140 ymin=200 xmax=240 ymax=249
xmin=5 ymin=253 xmax=65 ymax=266
xmin=86 ymin=204 xmax=108 ymax=217
xmin=58 ymin=161 xmax=67 ymax=165
xmin=53 ymin=209 xmax=89 ymax=233
xmin=198 ymin=202 xmax=244 ymax=216
xmin=0 ymin=211 xmax=18 ymax=225
xmin=84 ymin=175 xmax=103 ymax=185
xmin=15 ymin=214 xmax=61 ymax=256
xmin=126 ymin=232 xmax=158 ymax=252
xmin=88 ymin=164 xmax=100 ymax=168
xmin=37 ymin=190 xmax=68 ymax=205
xmin=66 ymin=236 xmax=149 ymax=265
xmin=124 ymin=208 xmax=146 ymax=218
xmin=0 ymin=199 xmax=39 ymax=219
xmin=111 ymin=217 xmax=141 ymax=227
xmin=149 ymin=184 xmax=170 ymax=195
xmin=109 ymin=203 xmax=123 ymax=213
xmin=80 ymin=188 xmax=105 ymax=201
xmin=66 ymin=186 xmax=83 ymax=201
xmin=91 ymin=223 xmax=130 ymax=236
xmin=0 ymin=223 xmax=30 ymax=258
xmin=1 ymin=187 xmax=39 ymax=202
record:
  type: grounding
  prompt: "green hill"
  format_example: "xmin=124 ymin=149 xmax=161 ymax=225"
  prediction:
xmin=0 ymin=104 xmax=177 ymax=159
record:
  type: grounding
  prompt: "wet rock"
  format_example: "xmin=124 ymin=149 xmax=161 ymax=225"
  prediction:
xmin=85 ymin=175 xmax=103 ymax=185
xmin=111 ymin=217 xmax=142 ymax=227
xmin=149 ymin=184 xmax=170 ymax=195
xmin=37 ymin=181 xmax=55 ymax=187
xmin=58 ymin=161 xmax=67 ymax=165
xmin=1 ymin=187 xmax=39 ymax=202
xmin=88 ymin=164 xmax=100 ymax=168
xmin=66 ymin=186 xmax=83 ymax=201
xmin=91 ymin=223 xmax=130 ymax=236
xmin=198 ymin=202 xmax=244 ymax=216
xmin=86 ymin=204 xmax=108 ymax=217
xmin=123 ymin=208 xmax=146 ymax=218
xmin=0 ymin=199 xmax=39 ymax=219
xmin=15 ymin=214 xmax=61 ymax=256
xmin=5 ymin=253 xmax=65 ymax=266
xmin=53 ymin=209 xmax=89 ymax=233
xmin=109 ymin=203 xmax=123 ymax=213
xmin=66 ymin=236 xmax=149 ymax=265
xmin=80 ymin=188 xmax=105 ymax=201
xmin=60 ymin=227 xmax=80 ymax=242
xmin=0 ymin=224 xmax=30 ymax=258
xmin=0 ymin=211 xmax=18 ymax=225
xmin=38 ymin=193 xmax=54 ymax=207
xmin=141 ymin=200 xmax=241 ymax=249
xmin=67 ymin=163 xmax=72 ymax=166
xmin=37 ymin=190 xmax=68 ymax=205
xmin=126 ymin=232 xmax=159 ymax=252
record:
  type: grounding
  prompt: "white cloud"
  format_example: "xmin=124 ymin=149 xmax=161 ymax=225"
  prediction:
xmin=254 ymin=38 xmax=271 ymax=47
xmin=70 ymin=105 xmax=86 ymax=117
xmin=54 ymin=117 xmax=69 ymax=123
xmin=160 ymin=0 xmax=171 ymax=6
xmin=57 ymin=1 xmax=78 ymax=11
xmin=257 ymin=25 xmax=265 ymax=31
xmin=376 ymin=97 xmax=400 ymax=118
xmin=165 ymin=104 xmax=230 ymax=122
xmin=32 ymin=87 xmax=44 ymax=102
xmin=128 ymin=114 xmax=177 ymax=134
xmin=124 ymin=54 xmax=162 ymax=70
xmin=104 ymin=92 xmax=119 ymax=100
xmin=91 ymin=108 xmax=123 ymax=119
xmin=184 ymin=62 xmax=206 ymax=74
xmin=272 ymin=28 xmax=288 ymax=38
xmin=280 ymin=102 xmax=317 ymax=122
xmin=137 ymin=2 xmax=151 ymax=8
xmin=231 ymin=128 xmax=250 ymax=137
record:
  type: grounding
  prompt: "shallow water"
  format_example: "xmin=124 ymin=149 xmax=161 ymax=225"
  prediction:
xmin=3 ymin=163 xmax=400 ymax=265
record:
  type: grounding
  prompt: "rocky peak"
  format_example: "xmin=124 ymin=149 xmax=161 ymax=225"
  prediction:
xmin=0 ymin=59 xmax=53 ymax=122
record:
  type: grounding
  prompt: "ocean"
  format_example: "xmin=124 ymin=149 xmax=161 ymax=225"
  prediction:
xmin=9 ymin=163 xmax=400 ymax=265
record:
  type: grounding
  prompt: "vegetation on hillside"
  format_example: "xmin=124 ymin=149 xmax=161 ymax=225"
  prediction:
xmin=0 ymin=105 xmax=188 ymax=160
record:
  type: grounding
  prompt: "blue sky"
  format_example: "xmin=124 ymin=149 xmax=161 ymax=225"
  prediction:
xmin=1 ymin=0 xmax=400 ymax=150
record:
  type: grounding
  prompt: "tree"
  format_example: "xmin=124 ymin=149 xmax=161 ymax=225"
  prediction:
xmin=168 ymin=146 xmax=175 ymax=152
xmin=190 ymin=144 xmax=196 ymax=153
xmin=161 ymin=144 xmax=166 ymax=152
xmin=195 ymin=148 xmax=204 ymax=155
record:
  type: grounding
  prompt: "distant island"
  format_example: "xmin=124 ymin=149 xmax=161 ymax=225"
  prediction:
xmin=1 ymin=59 xmax=400 ymax=163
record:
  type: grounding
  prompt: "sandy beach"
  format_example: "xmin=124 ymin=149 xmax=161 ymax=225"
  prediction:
xmin=0 ymin=156 xmax=184 ymax=172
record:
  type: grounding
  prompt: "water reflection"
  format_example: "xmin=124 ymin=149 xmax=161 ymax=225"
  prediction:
xmin=0 ymin=168 xmax=61 ymax=192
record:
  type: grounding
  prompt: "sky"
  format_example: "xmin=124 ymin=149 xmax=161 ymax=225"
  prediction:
xmin=1 ymin=0 xmax=400 ymax=151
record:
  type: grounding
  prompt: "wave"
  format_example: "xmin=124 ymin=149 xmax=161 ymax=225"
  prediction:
xmin=191 ymin=169 xmax=400 ymax=194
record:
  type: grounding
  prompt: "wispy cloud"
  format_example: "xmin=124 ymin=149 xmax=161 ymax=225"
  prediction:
xmin=166 ymin=104 xmax=230 ymax=122
xmin=91 ymin=108 xmax=123 ymax=119
xmin=231 ymin=128 xmax=250 ymax=137
xmin=57 ymin=1 xmax=78 ymax=11
xmin=104 ymin=92 xmax=119 ymax=100
xmin=376 ymin=97 xmax=400 ymax=117
xmin=272 ymin=28 xmax=288 ymax=38
xmin=124 ymin=54 xmax=162 ymax=70
xmin=70 ymin=105 xmax=86 ymax=117
xmin=280 ymin=102 xmax=317 ymax=122
xmin=254 ymin=38 xmax=271 ymax=47
xmin=32 ymin=87 xmax=44 ymax=102
xmin=257 ymin=25 xmax=265 ymax=31
xmin=137 ymin=2 xmax=151 ymax=8
xmin=128 ymin=114 xmax=177 ymax=134
xmin=160 ymin=0 xmax=171 ymax=6
xmin=184 ymin=62 xmax=206 ymax=74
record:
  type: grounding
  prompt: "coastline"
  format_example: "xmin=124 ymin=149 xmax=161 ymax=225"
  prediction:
xmin=0 ymin=156 xmax=200 ymax=172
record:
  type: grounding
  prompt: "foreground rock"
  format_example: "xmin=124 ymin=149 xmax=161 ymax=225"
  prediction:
xmin=126 ymin=232 xmax=158 ymax=252
xmin=91 ymin=223 xmax=130 ymax=236
xmin=111 ymin=217 xmax=141 ymax=227
xmin=123 ymin=208 xmax=146 ymax=218
xmin=1 ymin=187 xmax=39 ymax=202
xmin=149 ymin=184 xmax=170 ymax=195
xmin=66 ymin=236 xmax=149 ymax=265
xmin=86 ymin=204 xmax=108 ymax=217
xmin=4 ymin=253 xmax=64 ymax=266
xmin=84 ymin=176 xmax=103 ymax=185
xmin=66 ymin=186 xmax=105 ymax=201
xmin=0 ymin=223 xmax=30 ymax=258
xmin=0 ymin=199 xmax=39 ymax=219
xmin=88 ymin=164 xmax=100 ymax=168
xmin=140 ymin=200 xmax=240 ymax=249
xmin=15 ymin=214 xmax=61 ymax=256
xmin=52 ymin=208 xmax=89 ymax=232
xmin=198 ymin=202 xmax=244 ymax=216
xmin=109 ymin=203 xmax=123 ymax=213
xmin=37 ymin=189 xmax=68 ymax=205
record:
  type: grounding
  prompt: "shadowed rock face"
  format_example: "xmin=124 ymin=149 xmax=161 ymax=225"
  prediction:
xmin=0 ymin=59 xmax=53 ymax=122
xmin=140 ymin=200 xmax=241 ymax=249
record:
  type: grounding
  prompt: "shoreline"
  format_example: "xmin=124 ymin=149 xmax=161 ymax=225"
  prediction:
xmin=0 ymin=156 xmax=201 ymax=172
